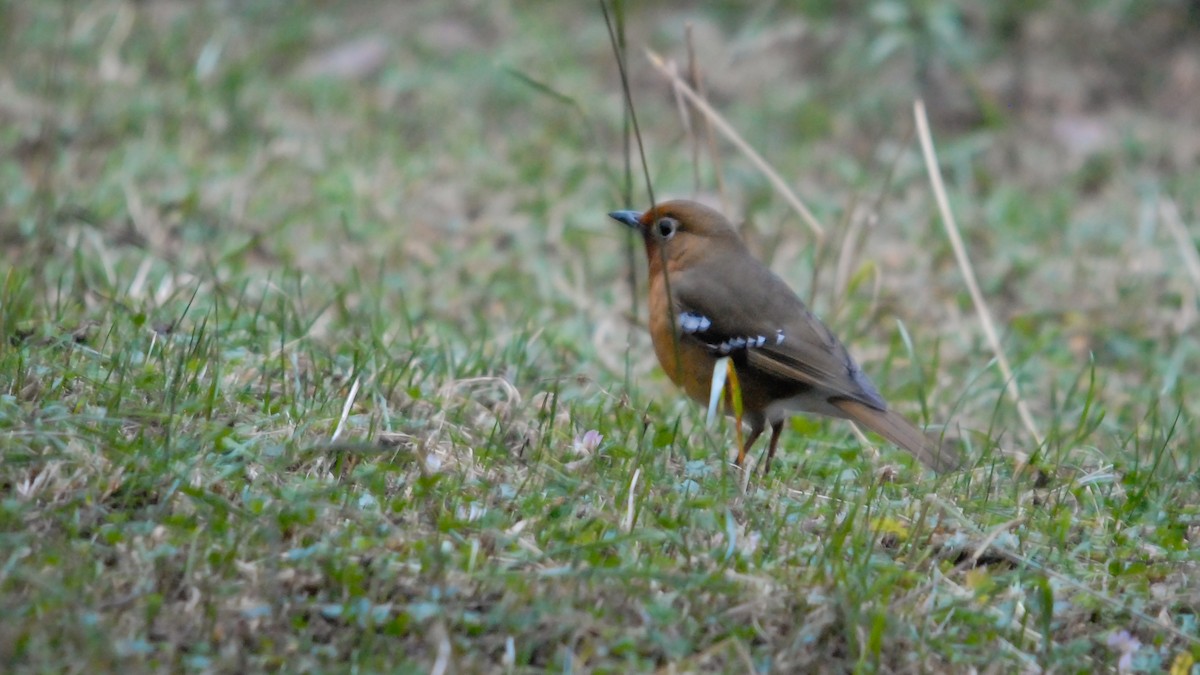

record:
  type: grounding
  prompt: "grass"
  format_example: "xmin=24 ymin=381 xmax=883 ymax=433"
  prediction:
xmin=3 ymin=1 xmax=1200 ymax=672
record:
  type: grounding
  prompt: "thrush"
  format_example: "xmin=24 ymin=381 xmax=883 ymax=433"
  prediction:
xmin=609 ymin=200 xmax=961 ymax=474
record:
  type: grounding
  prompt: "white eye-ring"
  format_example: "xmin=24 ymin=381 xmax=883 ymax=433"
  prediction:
xmin=654 ymin=217 xmax=678 ymax=239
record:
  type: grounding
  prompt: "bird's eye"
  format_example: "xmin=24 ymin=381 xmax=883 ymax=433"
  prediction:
xmin=655 ymin=217 xmax=678 ymax=239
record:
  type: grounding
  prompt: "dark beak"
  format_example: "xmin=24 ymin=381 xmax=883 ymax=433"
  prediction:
xmin=607 ymin=210 xmax=643 ymax=230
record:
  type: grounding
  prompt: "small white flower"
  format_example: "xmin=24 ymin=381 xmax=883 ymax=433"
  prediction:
xmin=1106 ymin=630 xmax=1140 ymax=672
xmin=572 ymin=429 xmax=603 ymax=456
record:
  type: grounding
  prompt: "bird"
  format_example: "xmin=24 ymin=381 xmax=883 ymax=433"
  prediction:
xmin=608 ymin=200 xmax=961 ymax=474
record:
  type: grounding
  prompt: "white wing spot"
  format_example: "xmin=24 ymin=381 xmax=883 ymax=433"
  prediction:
xmin=679 ymin=312 xmax=712 ymax=334
xmin=711 ymin=334 xmax=771 ymax=354
xmin=775 ymin=330 xmax=785 ymax=345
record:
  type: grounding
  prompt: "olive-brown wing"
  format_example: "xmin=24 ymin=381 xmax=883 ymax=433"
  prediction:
xmin=668 ymin=261 xmax=887 ymax=411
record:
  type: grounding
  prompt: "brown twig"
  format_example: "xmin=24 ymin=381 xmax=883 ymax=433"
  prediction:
xmin=913 ymin=99 xmax=1044 ymax=449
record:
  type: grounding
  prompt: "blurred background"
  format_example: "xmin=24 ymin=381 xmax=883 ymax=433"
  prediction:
xmin=5 ymin=1 xmax=1199 ymax=393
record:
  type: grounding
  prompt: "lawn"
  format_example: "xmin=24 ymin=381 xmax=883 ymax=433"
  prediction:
xmin=2 ymin=1 xmax=1199 ymax=672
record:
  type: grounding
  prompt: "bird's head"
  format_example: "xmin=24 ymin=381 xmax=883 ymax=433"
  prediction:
xmin=607 ymin=200 xmax=745 ymax=274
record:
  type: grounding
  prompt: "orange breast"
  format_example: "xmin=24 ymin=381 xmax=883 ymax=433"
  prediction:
xmin=647 ymin=275 xmax=775 ymax=415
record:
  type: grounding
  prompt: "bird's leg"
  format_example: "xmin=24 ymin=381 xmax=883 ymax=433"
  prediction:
xmin=762 ymin=420 xmax=784 ymax=475
xmin=738 ymin=422 xmax=764 ymax=468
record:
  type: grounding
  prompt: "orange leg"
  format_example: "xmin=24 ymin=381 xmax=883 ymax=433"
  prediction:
xmin=762 ymin=420 xmax=784 ymax=475
xmin=738 ymin=423 xmax=764 ymax=467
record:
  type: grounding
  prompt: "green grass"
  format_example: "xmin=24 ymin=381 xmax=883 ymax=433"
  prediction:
xmin=3 ymin=1 xmax=1199 ymax=672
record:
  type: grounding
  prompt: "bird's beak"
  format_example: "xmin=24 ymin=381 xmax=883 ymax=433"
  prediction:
xmin=607 ymin=210 xmax=643 ymax=230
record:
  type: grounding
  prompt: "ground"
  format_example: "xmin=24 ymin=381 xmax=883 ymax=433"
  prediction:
xmin=2 ymin=1 xmax=1199 ymax=672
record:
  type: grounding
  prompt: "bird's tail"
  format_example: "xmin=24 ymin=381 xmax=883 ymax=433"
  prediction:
xmin=832 ymin=399 xmax=962 ymax=473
